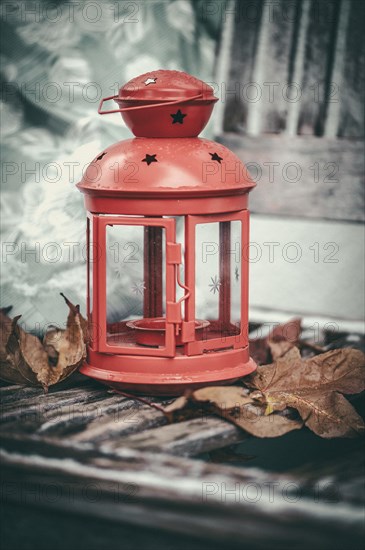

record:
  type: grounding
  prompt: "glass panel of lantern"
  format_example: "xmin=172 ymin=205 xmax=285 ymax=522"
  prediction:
xmin=105 ymin=221 xmax=167 ymax=349
xmin=195 ymin=220 xmax=242 ymax=343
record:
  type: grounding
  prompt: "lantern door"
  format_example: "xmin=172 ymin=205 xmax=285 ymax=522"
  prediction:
xmin=90 ymin=215 xmax=179 ymax=357
xmin=184 ymin=211 xmax=249 ymax=355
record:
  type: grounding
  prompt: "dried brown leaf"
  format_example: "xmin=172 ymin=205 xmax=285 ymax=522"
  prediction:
xmin=0 ymin=309 xmax=13 ymax=363
xmin=247 ymin=348 xmax=365 ymax=395
xmin=0 ymin=312 xmax=29 ymax=385
xmin=60 ymin=292 xmax=89 ymax=343
xmin=192 ymin=386 xmax=302 ymax=437
xmin=266 ymin=390 xmax=364 ymax=438
xmin=42 ymin=299 xmax=86 ymax=388
xmin=193 ymin=386 xmax=252 ymax=410
xmin=249 ymin=318 xmax=302 ymax=364
xmin=268 ymin=317 xmax=302 ymax=360
xmin=163 ymin=391 xmax=208 ymax=423
xmin=248 ymin=338 xmax=270 ymax=366
xmin=245 ymin=347 xmax=365 ymax=438
xmin=0 ymin=295 xmax=87 ymax=391
xmin=224 ymin=402 xmax=303 ymax=438
xmin=163 ymin=341 xmax=364 ymax=440
xmin=163 ymin=385 xmax=303 ymax=438
xmin=16 ymin=324 xmax=53 ymax=387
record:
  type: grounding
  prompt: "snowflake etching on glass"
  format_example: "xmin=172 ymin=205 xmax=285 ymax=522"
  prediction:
xmin=131 ymin=281 xmax=146 ymax=295
xmin=114 ymin=264 xmax=124 ymax=279
xmin=209 ymin=275 xmax=221 ymax=294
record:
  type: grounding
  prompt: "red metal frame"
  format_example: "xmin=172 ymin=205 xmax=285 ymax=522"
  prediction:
xmin=90 ymin=215 xmax=177 ymax=358
xmin=83 ymin=194 xmax=249 ymax=217
xmin=184 ymin=210 xmax=249 ymax=355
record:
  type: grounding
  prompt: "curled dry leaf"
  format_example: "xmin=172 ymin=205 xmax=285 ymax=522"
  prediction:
xmin=60 ymin=292 xmax=89 ymax=343
xmin=249 ymin=318 xmax=302 ymax=365
xmin=0 ymin=296 xmax=88 ymax=392
xmin=163 ymin=391 xmax=207 ymax=423
xmin=265 ymin=390 xmax=364 ymax=438
xmin=245 ymin=347 xmax=365 ymax=438
xmin=163 ymin=385 xmax=303 ymax=438
xmin=0 ymin=310 xmax=29 ymax=385
xmin=246 ymin=347 xmax=365 ymax=396
xmin=268 ymin=317 xmax=303 ymax=360
xmin=14 ymin=323 xmax=54 ymax=387
xmin=163 ymin=347 xmax=365 ymax=439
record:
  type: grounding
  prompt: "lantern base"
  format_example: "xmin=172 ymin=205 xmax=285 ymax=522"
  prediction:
xmin=80 ymin=347 xmax=256 ymax=396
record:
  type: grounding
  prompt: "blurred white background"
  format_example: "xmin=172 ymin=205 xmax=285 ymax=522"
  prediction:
xmin=1 ymin=0 xmax=364 ymax=333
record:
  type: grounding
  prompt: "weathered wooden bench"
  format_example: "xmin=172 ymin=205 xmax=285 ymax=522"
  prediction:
xmin=1 ymin=326 xmax=364 ymax=550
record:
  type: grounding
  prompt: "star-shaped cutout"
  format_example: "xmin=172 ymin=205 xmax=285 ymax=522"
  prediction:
xmin=96 ymin=152 xmax=106 ymax=161
xmin=170 ymin=109 xmax=187 ymax=124
xmin=142 ymin=154 xmax=158 ymax=166
xmin=144 ymin=77 xmax=157 ymax=85
xmin=210 ymin=152 xmax=223 ymax=164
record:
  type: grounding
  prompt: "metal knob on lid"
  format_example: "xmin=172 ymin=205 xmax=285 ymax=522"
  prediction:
xmin=98 ymin=70 xmax=218 ymax=138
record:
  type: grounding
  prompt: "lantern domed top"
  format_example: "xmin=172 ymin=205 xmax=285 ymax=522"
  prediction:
xmin=98 ymin=70 xmax=218 ymax=137
xmin=79 ymin=70 xmax=256 ymax=215
xmin=119 ymin=70 xmax=217 ymax=103
xmin=77 ymin=137 xmax=255 ymax=199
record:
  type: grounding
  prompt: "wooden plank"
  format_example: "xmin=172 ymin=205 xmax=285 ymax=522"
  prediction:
xmin=1 ymin=433 xmax=364 ymax=549
xmin=0 ymin=375 xmax=96 ymax=405
xmin=39 ymin=397 xmax=167 ymax=439
xmin=32 ymin=395 xmax=135 ymax=437
xmin=104 ymin=416 xmax=246 ymax=457
xmin=0 ymin=384 xmax=44 ymax=405
xmin=217 ymin=133 xmax=364 ymax=222
xmin=0 ymin=387 xmax=112 ymax=422
xmin=0 ymin=382 xmax=245 ymax=456
xmin=70 ymin=401 xmax=168 ymax=443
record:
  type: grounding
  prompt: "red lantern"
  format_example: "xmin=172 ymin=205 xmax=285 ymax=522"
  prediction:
xmin=77 ymin=70 xmax=257 ymax=395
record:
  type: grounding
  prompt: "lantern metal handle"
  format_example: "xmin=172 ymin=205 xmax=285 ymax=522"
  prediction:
xmin=98 ymin=93 xmax=204 ymax=115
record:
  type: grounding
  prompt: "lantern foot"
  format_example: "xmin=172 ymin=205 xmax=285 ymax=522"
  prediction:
xmin=80 ymin=348 xmax=256 ymax=396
